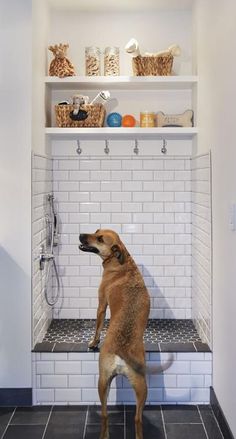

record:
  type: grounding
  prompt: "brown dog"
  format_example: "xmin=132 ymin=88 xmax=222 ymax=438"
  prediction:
xmin=79 ymin=229 xmax=172 ymax=439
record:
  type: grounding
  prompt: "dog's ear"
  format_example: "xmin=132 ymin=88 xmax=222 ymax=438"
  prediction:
xmin=111 ymin=244 xmax=125 ymax=265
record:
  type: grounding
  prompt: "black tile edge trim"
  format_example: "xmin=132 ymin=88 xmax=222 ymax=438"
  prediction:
xmin=160 ymin=342 xmax=196 ymax=352
xmin=0 ymin=388 xmax=32 ymax=407
xmin=53 ymin=342 xmax=92 ymax=352
xmin=194 ymin=342 xmax=211 ymax=352
xmin=32 ymin=342 xmax=55 ymax=352
xmin=33 ymin=341 xmax=211 ymax=353
xmin=210 ymin=386 xmax=235 ymax=439
xmin=144 ymin=342 xmax=160 ymax=352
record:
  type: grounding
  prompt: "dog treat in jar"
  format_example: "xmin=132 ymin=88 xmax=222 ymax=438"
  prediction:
xmin=104 ymin=47 xmax=120 ymax=76
xmin=85 ymin=46 xmax=101 ymax=76
xmin=140 ymin=111 xmax=156 ymax=127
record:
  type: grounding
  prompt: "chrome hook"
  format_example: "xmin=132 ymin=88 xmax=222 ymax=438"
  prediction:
xmin=161 ymin=139 xmax=167 ymax=154
xmin=133 ymin=139 xmax=139 ymax=155
xmin=104 ymin=140 xmax=110 ymax=155
xmin=76 ymin=140 xmax=82 ymax=155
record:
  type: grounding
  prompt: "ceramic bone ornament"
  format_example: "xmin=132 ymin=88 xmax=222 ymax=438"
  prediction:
xmin=48 ymin=43 xmax=75 ymax=77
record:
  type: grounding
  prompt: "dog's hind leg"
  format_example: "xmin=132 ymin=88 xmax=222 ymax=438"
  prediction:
xmin=98 ymin=371 xmax=112 ymax=439
xmin=129 ymin=373 xmax=147 ymax=439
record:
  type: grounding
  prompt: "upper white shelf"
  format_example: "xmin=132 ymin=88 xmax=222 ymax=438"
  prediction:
xmin=45 ymin=75 xmax=198 ymax=91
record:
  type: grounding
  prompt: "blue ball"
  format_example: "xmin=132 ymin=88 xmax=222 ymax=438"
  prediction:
xmin=106 ymin=112 xmax=122 ymax=127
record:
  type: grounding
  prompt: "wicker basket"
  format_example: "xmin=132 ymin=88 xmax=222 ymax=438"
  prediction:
xmin=132 ymin=54 xmax=173 ymax=76
xmin=55 ymin=103 xmax=106 ymax=128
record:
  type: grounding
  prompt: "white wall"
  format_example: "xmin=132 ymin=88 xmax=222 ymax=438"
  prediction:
xmin=32 ymin=0 xmax=50 ymax=155
xmin=0 ymin=0 xmax=32 ymax=387
xmin=49 ymin=9 xmax=193 ymax=75
xmin=193 ymin=0 xmax=236 ymax=435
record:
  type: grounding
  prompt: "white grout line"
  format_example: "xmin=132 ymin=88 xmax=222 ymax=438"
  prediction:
xmin=124 ymin=405 xmax=126 ymax=439
xmin=197 ymin=405 xmax=210 ymax=439
xmin=163 ymin=422 xmax=202 ymax=425
xmin=82 ymin=407 xmax=89 ymax=439
xmin=209 ymin=406 xmax=224 ymax=439
xmin=0 ymin=408 xmax=16 ymax=439
xmin=160 ymin=406 xmax=168 ymax=439
xmin=41 ymin=406 xmax=53 ymax=439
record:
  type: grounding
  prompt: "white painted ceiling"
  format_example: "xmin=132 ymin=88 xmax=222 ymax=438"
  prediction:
xmin=48 ymin=0 xmax=194 ymax=12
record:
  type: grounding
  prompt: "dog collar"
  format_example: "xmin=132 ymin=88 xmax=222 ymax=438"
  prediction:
xmin=102 ymin=253 xmax=116 ymax=267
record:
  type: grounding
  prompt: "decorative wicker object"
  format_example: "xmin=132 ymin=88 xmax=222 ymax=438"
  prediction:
xmin=55 ymin=104 xmax=106 ymax=128
xmin=132 ymin=54 xmax=173 ymax=76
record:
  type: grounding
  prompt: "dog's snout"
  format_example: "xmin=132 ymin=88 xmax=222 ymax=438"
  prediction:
xmin=79 ymin=234 xmax=88 ymax=244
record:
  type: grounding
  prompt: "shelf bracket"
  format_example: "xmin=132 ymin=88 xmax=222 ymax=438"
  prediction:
xmin=76 ymin=140 xmax=82 ymax=155
xmin=133 ymin=139 xmax=139 ymax=155
xmin=161 ymin=138 xmax=167 ymax=155
xmin=104 ymin=140 xmax=110 ymax=155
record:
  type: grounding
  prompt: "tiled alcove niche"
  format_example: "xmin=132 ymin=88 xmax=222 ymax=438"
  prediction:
xmin=32 ymin=140 xmax=212 ymax=347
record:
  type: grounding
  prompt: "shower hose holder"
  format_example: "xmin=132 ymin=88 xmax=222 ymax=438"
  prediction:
xmin=39 ymin=244 xmax=55 ymax=271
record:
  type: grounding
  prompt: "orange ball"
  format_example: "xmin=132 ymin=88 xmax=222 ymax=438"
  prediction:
xmin=122 ymin=114 xmax=136 ymax=127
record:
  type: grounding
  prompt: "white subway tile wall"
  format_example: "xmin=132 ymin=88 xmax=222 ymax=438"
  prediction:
xmin=52 ymin=155 xmax=192 ymax=320
xmin=32 ymin=154 xmax=53 ymax=346
xmin=33 ymin=352 xmax=212 ymax=405
xmin=191 ymin=154 xmax=212 ymax=347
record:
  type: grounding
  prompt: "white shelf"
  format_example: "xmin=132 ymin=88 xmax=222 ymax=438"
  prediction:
xmin=45 ymin=127 xmax=198 ymax=140
xmin=45 ymin=75 xmax=198 ymax=91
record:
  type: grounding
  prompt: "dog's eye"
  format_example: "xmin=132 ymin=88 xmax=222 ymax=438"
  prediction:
xmin=97 ymin=236 xmax=104 ymax=243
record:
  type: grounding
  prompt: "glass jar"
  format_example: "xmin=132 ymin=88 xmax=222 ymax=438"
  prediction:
xmin=85 ymin=46 xmax=101 ymax=76
xmin=104 ymin=47 xmax=120 ymax=76
xmin=140 ymin=111 xmax=156 ymax=127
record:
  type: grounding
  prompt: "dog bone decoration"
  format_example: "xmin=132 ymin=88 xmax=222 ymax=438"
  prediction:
xmin=157 ymin=110 xmax=194 ymax=127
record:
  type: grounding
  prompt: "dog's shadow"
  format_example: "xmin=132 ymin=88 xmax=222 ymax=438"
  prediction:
xmin=114 ymin=264 xmax=174 ymax=406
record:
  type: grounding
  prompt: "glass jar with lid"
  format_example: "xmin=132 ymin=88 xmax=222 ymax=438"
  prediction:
xmin=85 ymin=46 xmax=101 ymax=76
xmin=104 ymin=47 xmax=120 ymax=76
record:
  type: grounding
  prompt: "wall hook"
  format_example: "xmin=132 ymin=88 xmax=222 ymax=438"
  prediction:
xmin=76 ymin=140 xmax=82 ymax=155
xmin=134 ymin=139 xmax=139 ymax=155
xmin=104 ymin=140 xmax=110 ymax=155
xmin=161 ymin=139 xmax=167 ymax=154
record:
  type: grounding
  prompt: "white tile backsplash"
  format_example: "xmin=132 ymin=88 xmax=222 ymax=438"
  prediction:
xmin=32 ymin=148 xmax=212 ymax=357
xmin=192 ymin=154 xmax=212 ymax=347
xmin=32 ymin=154 xmax=53 ymax=346
xmin=51 ymin=155 xmax=192 ymax=319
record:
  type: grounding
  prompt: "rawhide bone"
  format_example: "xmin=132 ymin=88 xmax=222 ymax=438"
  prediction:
xmin=157 ymin=110 xmax=194 ymax=127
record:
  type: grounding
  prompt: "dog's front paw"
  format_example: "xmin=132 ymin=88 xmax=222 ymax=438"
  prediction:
xmin=88 ymin=338 xmax=100 ymax=349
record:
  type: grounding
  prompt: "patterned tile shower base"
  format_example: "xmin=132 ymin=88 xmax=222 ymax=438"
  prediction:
xmin=34 ymin=319 xmax=210 ymax=353
xmin=43 ymin=319 xmax=201 ymax=344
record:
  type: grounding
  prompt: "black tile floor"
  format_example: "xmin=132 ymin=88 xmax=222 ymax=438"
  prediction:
xmin=0 ymin=405 xmax=224 ymax=439
xmin=34 ymin=319 xmax=211 ymax=353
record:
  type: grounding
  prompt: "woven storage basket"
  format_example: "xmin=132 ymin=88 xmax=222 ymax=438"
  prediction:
xmin=132 ymin=53 xmax=173 ymax=76
xmin=55 ymin=103 xmax=106 ymax=128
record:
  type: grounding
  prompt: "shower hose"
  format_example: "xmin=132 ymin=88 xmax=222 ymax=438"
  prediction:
xmin=43 ymin=203 xmax=60 ymax=307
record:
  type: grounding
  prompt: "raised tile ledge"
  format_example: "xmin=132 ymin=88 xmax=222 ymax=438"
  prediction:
xmin=32 ymin=341 xmax=211 ymax=353
xmin=32 ymin=352 xmax=212 ymax=405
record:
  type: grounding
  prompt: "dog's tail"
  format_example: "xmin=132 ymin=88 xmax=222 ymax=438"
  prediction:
xmin=146 ymin=353 xmax=174 ymax=374
xmin=123 ymin=353 xmax=174 ymax=376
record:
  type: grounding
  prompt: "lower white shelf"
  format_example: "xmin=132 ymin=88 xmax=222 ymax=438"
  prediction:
xmin=45 ymin=127 xmax=198 ymax=140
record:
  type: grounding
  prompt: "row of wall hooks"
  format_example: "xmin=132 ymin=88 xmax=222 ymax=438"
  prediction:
xmin=76 ymin=139 xmax=168 ymax=156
